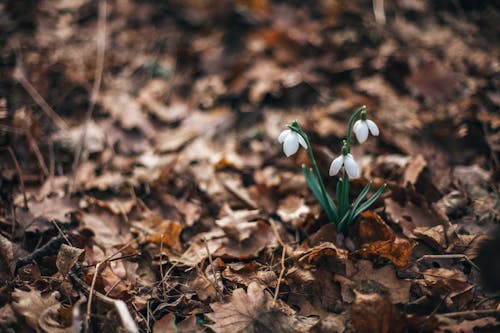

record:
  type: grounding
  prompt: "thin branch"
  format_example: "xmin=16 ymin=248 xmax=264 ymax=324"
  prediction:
xmin=204 ymin=237 xmax=223 ymax=301
xmin=269 ymin=219 xmax=286 ymax=306
xmin=417 ymin=254 xmax=480 ymax=271
xmin=12 ymin=67 xmax=68 ymax=131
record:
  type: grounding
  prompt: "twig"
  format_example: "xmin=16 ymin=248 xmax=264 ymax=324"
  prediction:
xmin=70 ymin=271 xmax=139 ymax=333
xmin=269 ymin=219 xmax=286 ymax=306
xmin=51 ymin=220 xmax=72 ymax=246
xmin=15 ymin=236 xmax=66 ymax=273
xmin=372 ymin=0 xmax=386 ymax=25
xmin=12 ymin=67 xmax=68 ymax=131
xmin=71 ymin=0 xmax=107 ymax=174
xmin=438 ymin=309 xmax=500 ymax=318
xmin=416 ymin=254 xmax=480 ymax=271
xmin=1 ymin=147 xmax=28 ymax=209
xmin=84 ymin=238 xmax=138 ymax=333
xmin=203 ymin=237 xmax=223 ymax=301
xmin=85 ymin=261 xmax=103 ymax=333
xmin=0 ymin=125 xmax=50 ymax=178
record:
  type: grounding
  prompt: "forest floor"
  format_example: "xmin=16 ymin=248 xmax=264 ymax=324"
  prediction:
xmin=1 ymin=1 xmax=499 ymax=332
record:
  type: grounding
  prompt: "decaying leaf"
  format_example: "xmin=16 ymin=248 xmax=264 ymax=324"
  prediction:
xmin=0 ymin=234 xmax=15 ymax=280
xmin=351 ymin=292 xmax=406 ymax=333
xmin=56 ymin=244 xmax=84 ymax=276
xmin=12 ymin=288 xmax=68 ymax=332
xmin=412 ymin=225 xmax=447 ymax=251
xmin=206 ymin=282 xmax=272 ymax=333
xmin=356 ymin=237 xmax=415 ymax=268
xmin=349 ymin=260 xmax=411 ymax=304
xmin=357 ymin=211 xmax=395 ymax=244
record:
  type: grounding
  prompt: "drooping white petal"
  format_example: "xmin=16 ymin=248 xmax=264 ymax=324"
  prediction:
xmin=343 ymin=154 xmax=359 ymax=178
xmin=278 ymin=129 xmax=291 ymax=143
xmin=329 ymin=155 xmax=344 ymax=176
xmin=297 ymin=133 xmax=308 ymax=149
xmin=354 ymin=121 xmax=369 ymax=143
xmin=366 ymin=119 xmax=379 ymax=136
xmin=353 ymin=120 xmax=361 ymax=134
xmin=283 ymin=133 xmax=299 ymax=156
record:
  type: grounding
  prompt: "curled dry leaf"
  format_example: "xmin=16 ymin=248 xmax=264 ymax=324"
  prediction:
xmin=222 ymin=261 xmax=277 ymax=288
xmin=153 ymin=313 xmax=202 ymax=333
xmin=140 ymin=217 xmax=183 ymax=250
xmin=420 ymin=268 xmax=474 ymax=310
xmin=402 ymin=154 xmax=427 ymax=186
xmin=206 ymin=282 xmax=272 ymax=333
xmin=0 ymin=234 xmax=15 ymax=280
xmin=215 ymin=221 xmax=277 ymax=260
xmin=356 ymin=237 xmax=415 ymax=268
xmin=56 ymin=244 xmax=84 ymax=276
xmin=357 ymin=211 xmax=395 ymax=245
xmin=412 ymin=225 xmax=447 ymax=251
xmin=277 ymin=195 xmax=310 ymax=229
xmin=12 ymin=287 xmax=69 ymax=332
xmin=351 ymin=292 xmax=406 ymax=333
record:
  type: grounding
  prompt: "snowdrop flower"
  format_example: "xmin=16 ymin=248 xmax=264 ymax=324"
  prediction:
xmin=329 ymin=153 xmax=359 ymax=178
xmin=278 ymin=129 xmax=307 ymax=157
xmin=353 ymin=113 xmax=379 ymax=143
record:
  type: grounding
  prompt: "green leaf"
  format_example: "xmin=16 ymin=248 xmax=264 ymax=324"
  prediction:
xmin=348 ymin=182 xmax=372 ymax=217
xmin=303 ymin=166 xmax=338 ymax=221
xmin=353 ymin=184 xmax=387 ymax=217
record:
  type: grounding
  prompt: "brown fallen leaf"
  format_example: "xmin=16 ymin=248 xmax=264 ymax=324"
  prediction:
xmin=348 ymin=260 xmax=411 ymax=304
xmin=356 ymin=237 xmax=415 ymax=268
xmin=215 ymin=221 xmax=277 ymax=260
xmin=357 ymin=211 xmax=395 ymax=245
xmin=402 ymin=154 xmax=427 ymax=186
xmin=0 ymin=234 xmax=15 ymax=280
xmin=384 ymin=197 xmax=439 ymax=237
xmin=12 ymin=287 xmax=69 ymax=333
xmin=141 ymin=217 xmax=183 ymax=250
xmin=206 ymin=282 xmax=272 ymax=333
xmin=412 ymin=225 xmax=447 ymax=251
xmin=153 ymin=313 xmax=202 ymax=333
xmin=420 ymin=268 xmax=474 ymax=311
xmin=277 ymin=195 xmax=311 ymax=229
xmin=351 ymin=292 xmax=406 ymax=333
xmin=56 ymin=244 xmax=84 ymax=276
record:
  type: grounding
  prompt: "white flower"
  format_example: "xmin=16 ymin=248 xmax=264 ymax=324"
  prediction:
xmin=353 ymin=119 xmax=379 ymax=143
xmin=278 ymin=129 xmax=307 ymax=157
xmin=329 ymin=153 xmax=359 ymax=178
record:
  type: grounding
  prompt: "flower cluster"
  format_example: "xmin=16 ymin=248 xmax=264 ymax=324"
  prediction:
xmin=277 ymin=106 xmax=385 ymax=233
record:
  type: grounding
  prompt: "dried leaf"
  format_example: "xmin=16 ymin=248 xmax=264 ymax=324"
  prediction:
xmin=0 ymin=235 xmax=15 ymax=280
xmin=206 ymin=282 xmax=272 ymax=333
xmin=351 ymin=292 xmax=406 ymax=333
xmin=349 ymin=260 xmax=411 ymax=304
xmin=356 ymin=238 xmax=415 ymax=268
xmin=12 ymin=288 xmax=66 ymax=332
xmin=412 ymin=225 xmax=447 ymax=251
xmin=357 ymin=211 xmax=395 ymax=244
xmin=56 ymin=244 xmax=84 ymax=276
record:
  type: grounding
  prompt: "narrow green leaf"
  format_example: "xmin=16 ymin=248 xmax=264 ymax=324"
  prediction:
xmin=303 ymin=166 xmax=338 ymax=221
xmin=354 ymin=184 xmax=387 ymax=217
xmin=349 ymin=181 xmax=372 ymax=216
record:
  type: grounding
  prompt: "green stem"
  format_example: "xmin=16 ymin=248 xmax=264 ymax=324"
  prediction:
xmin=289 ymin=122 xmax=331 ymax=217
xmin=345 ymin=105 xmax=366 ymax=153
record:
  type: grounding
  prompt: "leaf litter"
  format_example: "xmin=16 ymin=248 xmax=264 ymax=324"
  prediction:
xmin=0 ymin=1 xmax=499 ymax=332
